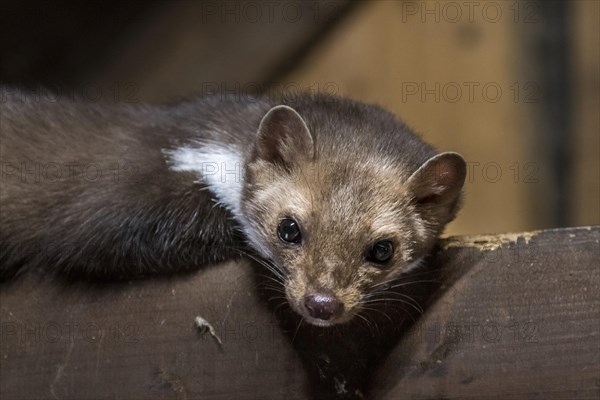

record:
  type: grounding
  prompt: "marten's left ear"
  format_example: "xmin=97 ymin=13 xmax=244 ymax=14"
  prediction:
xmin=252 ymin=105 xmax=314 ymax=167
xmin=407 ymin=152 xmax=467 ymax=223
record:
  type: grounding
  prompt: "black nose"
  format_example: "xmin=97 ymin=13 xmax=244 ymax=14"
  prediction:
xmin=303 ymin=294 xmax=343 ymax=321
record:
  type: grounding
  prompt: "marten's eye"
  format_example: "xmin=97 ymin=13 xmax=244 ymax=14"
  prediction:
xmin=278 ymin=218 xmax=302 ymax=244
xmin=366 ymin=240 xmax=394 ymax=265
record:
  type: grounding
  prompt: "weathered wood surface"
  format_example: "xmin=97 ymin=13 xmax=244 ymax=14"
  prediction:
xmin=1 ymin=226 xmax=598 ymax=399
xmin=371 ymin=226 xmax=600 ymax=399
xmin=0 ymin=262 xmax=309 ymax=399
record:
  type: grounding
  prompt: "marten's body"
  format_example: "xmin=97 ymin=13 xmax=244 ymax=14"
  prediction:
xmin=0 ymin=90 xmax=466 ymax=326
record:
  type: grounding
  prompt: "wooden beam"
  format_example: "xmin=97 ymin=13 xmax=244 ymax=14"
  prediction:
xmin=1 ymin=226 xmax=598 ymax=399
xmin=371 ymin=226 xmax=600 ymax=399
xmin=0 ymin=263 xmax=309 ymax=399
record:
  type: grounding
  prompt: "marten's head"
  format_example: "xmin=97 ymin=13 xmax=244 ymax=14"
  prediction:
xmin=241 ymin=102 xmax=466 ymax=327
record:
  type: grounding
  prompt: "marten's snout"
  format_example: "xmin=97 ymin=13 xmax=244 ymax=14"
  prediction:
xmin=303 ymin=294 xmax=344 ymax=321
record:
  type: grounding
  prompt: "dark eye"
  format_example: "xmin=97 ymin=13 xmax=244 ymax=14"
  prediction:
xmin=366 ymin=240 xmax=394 ymax=264
xmin=278 ymin=218 xmax=302 ymax=244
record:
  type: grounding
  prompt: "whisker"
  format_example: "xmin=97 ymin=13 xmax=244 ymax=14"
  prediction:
xmin=274 ymin=301 xmax=290 ymax=313
xmin=364 ymin=291 xmax=425 ymax=313
xmin=363 ymin=297 xmax=424 ymax=316
xmin=355 ymin=312 xmax=377 ymax=337
xmin=389 ymin=279 xmax=435 ymax=289
xmin=366 ymin=279 xmax=436 ymax=298
xmin=267 ymin=295 xmax=288 ymax=302
xmin=256 ymin=273 xmax=285 ymax=287
xmin=291 ymin=318 xmax=303 ymax=344
xmin=360 ymin=305 xmax=393 ymax=324
xmin=260 ymin=284 xmax=286 ymax=295
xmin=369 ymin=268 xmax=434 ymax=290
xmin=240 ymin=251 xmax=287 ymax=282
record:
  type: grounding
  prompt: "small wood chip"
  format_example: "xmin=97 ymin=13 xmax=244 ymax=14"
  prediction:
xmin=194 ymin=316 xmax=223 ymax=348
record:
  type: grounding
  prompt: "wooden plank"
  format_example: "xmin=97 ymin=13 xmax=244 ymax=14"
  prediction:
xmin=1 ymin=226 xmax=598 ymax=399
xmin=371 ymin=226 xmax=600 ymax=399
xmin=0 ymin=262 xmax=310 ymax=399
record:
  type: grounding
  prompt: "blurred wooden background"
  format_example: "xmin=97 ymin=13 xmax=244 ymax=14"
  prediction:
xmin=1 ymin=0 xmax=598 ymax=236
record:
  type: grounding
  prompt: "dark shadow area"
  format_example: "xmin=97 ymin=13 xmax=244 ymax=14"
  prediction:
xmin=0 ymin=0 xmax=163 ymax=85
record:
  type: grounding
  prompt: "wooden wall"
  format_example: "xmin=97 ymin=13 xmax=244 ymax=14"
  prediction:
xmin=571 ymin=0 xmax=600 ymax=227
xmin=283 ymin=0 xmax=599 ymax=236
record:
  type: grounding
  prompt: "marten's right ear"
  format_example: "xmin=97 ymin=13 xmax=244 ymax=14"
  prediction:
xmin=407 ymin=152 xmax=467 ymax=224
xmin=252 ymin=105 xmax=314 ymax=167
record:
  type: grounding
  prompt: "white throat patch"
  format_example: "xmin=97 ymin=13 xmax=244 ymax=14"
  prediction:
xmin=164 ymin=144 xmax=245 ymax=219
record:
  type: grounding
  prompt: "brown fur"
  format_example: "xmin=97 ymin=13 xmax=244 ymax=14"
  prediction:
xmin=242 ymin=104 xmax=466 ymax=325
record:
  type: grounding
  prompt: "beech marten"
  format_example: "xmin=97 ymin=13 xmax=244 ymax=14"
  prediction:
xmin=0 ymin=89 xmax=466 ymax=326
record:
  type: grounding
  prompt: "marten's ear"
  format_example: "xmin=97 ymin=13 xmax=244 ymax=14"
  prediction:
xmin=407 ymin=152 xmax=467 ymax=223
xmin=252 ymin=105 xmax=314 ymax=166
